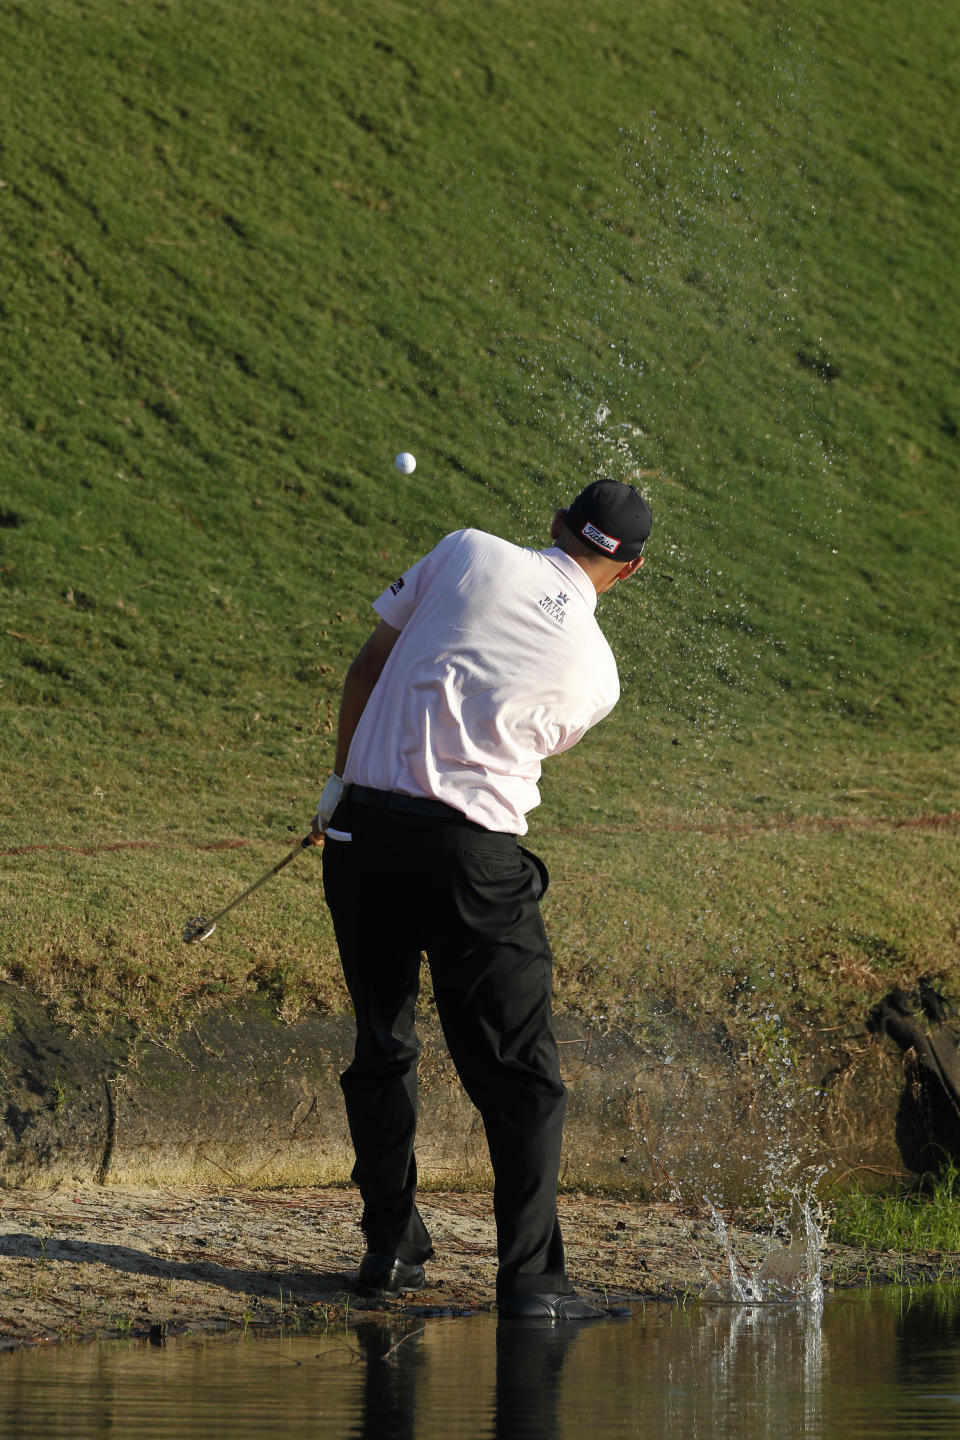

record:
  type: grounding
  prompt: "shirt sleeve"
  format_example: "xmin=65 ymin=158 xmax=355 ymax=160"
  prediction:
xmin=550 ymin=669 xmax=620 ymax=757
xmin=372 ymin=530 xmax=464 ymax=630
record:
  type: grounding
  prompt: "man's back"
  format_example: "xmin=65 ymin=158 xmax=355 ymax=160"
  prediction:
xmin=343 ymin=528 xmax=620 ymax=833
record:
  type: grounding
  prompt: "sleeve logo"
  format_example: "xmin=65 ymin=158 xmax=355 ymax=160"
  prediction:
xmin=390 ymin=576 xmax=406 ymax=596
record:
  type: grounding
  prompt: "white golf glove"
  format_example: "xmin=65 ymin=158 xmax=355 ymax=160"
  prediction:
xmin=317 ymin=773 xmax=346 ymax=828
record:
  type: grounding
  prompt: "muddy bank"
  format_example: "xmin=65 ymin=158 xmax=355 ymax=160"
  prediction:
xmin=3 ymin=1185 xmax=959 ymax=1350
xmin=0 ymin=982 xmax=907 ymax=1195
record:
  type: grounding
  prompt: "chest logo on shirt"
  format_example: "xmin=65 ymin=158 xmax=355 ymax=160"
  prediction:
xmin=538 ymin=591 xmax=569 ymax=625
xmin=390 ymin=576 xmax=405 ymax=596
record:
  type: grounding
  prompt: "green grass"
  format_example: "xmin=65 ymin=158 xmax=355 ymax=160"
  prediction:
xmin=831 ymin=1165 xmax=960 ymax=1254
xmin=0 ymin=0 xmax=958 ymax=1035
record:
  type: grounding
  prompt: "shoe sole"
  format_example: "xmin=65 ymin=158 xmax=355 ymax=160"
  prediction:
xmin=356 ymin=1283 xmax=425 ymax=1299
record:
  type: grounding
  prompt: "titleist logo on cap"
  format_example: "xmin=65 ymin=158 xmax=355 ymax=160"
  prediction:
xmin=580 ymin=520 xmax=620 ymax=554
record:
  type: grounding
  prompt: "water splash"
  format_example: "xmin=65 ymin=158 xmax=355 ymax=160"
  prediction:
xmin=698 ymin=1180 xmax=826 ymax=1309
xmin=647 ymin=1143 xmax=827 ymax=1309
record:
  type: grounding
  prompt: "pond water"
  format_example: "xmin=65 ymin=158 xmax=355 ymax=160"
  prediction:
xmin=3 ymin=1287 xmax=960 ymax=1439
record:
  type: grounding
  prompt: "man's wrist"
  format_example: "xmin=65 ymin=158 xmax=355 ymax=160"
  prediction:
xmin=317 ymin=772 xmax=346 ymax=824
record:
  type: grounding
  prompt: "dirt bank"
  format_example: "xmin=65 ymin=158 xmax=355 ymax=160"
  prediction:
xmin=2 ymin=1185 xmax=957 ymax=1350
xmin=0 ymin=981 xmax=907 ymax=1197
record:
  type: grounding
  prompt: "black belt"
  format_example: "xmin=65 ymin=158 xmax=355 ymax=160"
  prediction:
xmin=345 ymin=784 xmax=470 ymax=822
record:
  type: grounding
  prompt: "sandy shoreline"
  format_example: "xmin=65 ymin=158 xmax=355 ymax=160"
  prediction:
xmin=2 ymin=1186 xmax=957 ymax=1350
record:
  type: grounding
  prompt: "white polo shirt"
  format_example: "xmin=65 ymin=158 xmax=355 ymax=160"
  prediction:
xmin=343 ymin=528 xmax=621 ymax=834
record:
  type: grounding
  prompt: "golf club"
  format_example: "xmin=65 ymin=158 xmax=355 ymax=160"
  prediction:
xmin=182 ymin=832 xmax=315 ymax=943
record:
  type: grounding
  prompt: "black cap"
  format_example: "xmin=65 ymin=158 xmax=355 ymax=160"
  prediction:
xmin=564 ymin=479 xmax=652 ymax=561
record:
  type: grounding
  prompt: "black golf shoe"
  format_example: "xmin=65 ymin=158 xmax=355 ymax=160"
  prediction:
xmin=497 ymin=1291 xmax=628 ymax=1321
xmin=356 ymin=1252 xmax=427 ymax=1298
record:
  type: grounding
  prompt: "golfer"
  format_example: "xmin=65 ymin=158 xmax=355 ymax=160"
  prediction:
xmin=312 ymin=479 xmax=651 ymax=1319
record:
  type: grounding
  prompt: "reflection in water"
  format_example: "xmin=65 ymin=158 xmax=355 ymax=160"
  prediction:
xmin=895 ymin=1286 xmax=960 ymax=1396
xmin=353 ymin=1322 xmax=425 ymax=1440
xmin=699 ymin=1302 xmax=824 ymax=1438
xmin=495 ymin=1319 xmax=587 ymax=1440
xmin=3 ymin=1291 xmax=960 ymax=1438
xmin=351 ymin=1317 xmax=590 ymax=1440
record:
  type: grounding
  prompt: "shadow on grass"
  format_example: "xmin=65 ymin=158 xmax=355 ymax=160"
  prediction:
xmin=0 ymin=1231 xmax=351 ymax=1301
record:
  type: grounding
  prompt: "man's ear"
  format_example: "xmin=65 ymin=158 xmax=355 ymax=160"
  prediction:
xmin=616 ymin=555 xmax=645 ymax=581
xmin=550 ymin=508 xmax=567 ymax=541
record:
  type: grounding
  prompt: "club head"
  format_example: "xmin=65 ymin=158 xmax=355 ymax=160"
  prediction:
xmin=182 ymin=915 xmax=216 ymax=944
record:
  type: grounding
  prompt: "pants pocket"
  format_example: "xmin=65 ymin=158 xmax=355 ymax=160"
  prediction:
xmin=519 ymin=847 xmax=549 ymax=902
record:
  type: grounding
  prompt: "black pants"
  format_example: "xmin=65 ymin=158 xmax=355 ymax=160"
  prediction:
xmin=322 ymin=794 xmax=570 ymax=1297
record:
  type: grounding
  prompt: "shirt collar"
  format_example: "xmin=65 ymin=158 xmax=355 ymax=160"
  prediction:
xmin=539 ymin=547 xmax=598 ymax=614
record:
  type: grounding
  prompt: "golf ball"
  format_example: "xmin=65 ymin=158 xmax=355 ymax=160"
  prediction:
xmin=395 ymin=451 xmax=417 ymax=475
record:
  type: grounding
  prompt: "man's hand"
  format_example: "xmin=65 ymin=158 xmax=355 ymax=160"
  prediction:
xmin=311 ymin=772 xmax=346 ymax=842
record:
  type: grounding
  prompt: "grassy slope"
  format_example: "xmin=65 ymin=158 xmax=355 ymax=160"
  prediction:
xmin=0 ymin=0 xmax=958 ymax=1037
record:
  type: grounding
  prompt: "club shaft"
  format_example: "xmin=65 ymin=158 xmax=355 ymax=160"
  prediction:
xmin=203 ymin=834 xmax=313 ymax=927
